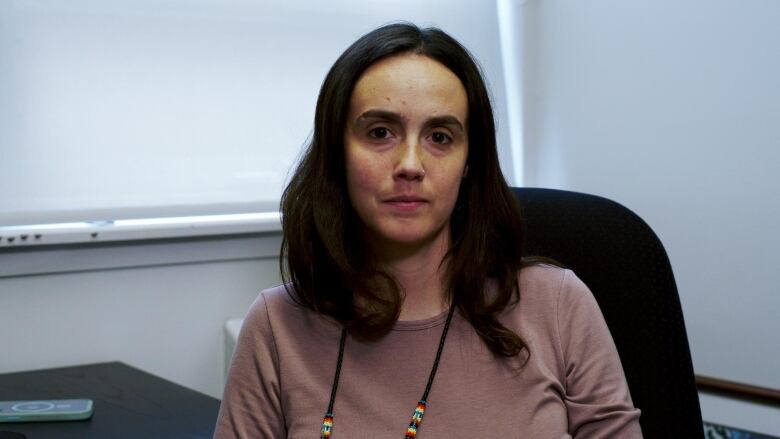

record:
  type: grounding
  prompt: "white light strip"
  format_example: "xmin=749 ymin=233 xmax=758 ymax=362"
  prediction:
xmin=0 ymin=212 xmax=283 ymax=248
xmin=114 ymin=212 xmax=281 ymax=227
xmin=1 ymin=222 xmax=94 ymax=231
xmin=497 ymin=0 xmax=526 ymax=186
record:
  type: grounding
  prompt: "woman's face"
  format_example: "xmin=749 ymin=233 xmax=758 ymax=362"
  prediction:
xmin=344 ymin=53 xmax=468 ymax=253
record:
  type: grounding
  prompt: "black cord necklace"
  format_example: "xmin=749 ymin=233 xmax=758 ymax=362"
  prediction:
xmin=320 ymin=305 xmax=457 ymax=439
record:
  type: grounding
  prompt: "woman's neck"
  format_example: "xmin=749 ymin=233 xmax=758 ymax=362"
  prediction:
xmin=371 ymin=229 xmax=451 ymax=321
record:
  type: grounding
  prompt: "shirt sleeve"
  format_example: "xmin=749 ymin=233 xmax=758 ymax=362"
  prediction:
xmin=214 ymin=292 xmax=286 ymax=439
xmin=557 ymin=270 xmax=643 ymax=438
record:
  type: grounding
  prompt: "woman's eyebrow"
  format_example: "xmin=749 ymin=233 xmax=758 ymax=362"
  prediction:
xmin=425 ymin=115 xmax=464 ymax=133
xmin=356 ymin=110 xmax=404 ymax=124
xmin=357 ymin=110 xmax=464 ymax=133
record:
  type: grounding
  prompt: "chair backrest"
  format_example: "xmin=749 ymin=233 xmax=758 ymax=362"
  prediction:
xmin=512 ymin=187 xmax=703 ymax=438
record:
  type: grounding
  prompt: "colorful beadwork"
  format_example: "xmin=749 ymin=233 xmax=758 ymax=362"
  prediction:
xmin=404 ymin=400 xmax=427 ymax=438
xmin=321 ymin=306 xmax=455 ymax=438
xmin=321 ymin=413 xmax=334 ymax=439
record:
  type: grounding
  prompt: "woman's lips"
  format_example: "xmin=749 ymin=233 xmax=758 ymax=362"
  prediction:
xmin=384 ymin=196 xmax=428 ymax=212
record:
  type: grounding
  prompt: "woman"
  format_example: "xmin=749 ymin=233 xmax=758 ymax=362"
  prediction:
xmin=215 ymin=23 xmax=642 ymax=438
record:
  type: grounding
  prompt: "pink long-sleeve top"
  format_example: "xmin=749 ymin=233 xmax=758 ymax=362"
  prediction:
xmin=215 ymin=265 xmax=643 ymax=438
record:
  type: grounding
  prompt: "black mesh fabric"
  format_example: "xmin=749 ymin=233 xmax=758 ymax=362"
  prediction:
xmin=512 ymin=187 xmax=703 ymax=439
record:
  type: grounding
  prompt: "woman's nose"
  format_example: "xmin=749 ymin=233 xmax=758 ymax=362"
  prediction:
xmin=393 ymin=141 xmax=425 ymax=181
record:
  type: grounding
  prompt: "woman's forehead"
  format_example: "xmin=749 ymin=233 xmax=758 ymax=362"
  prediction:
xmin=348 ymin=53 xmax=468 ymax=122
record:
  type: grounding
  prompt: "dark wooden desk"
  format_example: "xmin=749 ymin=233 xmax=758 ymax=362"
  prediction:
xmin=0 ymin=362 xmax=220 ymax=438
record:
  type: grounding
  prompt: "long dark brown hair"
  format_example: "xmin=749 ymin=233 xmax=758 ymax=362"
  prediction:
xmin=281 ymin=23 xmax=528 ymax=358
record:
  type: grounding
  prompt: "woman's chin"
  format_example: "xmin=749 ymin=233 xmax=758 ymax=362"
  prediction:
xmin=367 ymin=224 xmax=449 ymax=252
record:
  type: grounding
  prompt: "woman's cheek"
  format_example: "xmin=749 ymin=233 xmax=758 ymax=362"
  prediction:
xmin=346 ymin=153 xmax=385 ymax=206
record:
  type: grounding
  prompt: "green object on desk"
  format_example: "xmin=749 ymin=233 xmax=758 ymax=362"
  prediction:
xmin=0 ymin=399 xmax=93 ymax=423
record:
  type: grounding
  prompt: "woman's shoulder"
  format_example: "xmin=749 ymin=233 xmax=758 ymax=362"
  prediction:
xmin=245 ymin=284 xmax=339 ymax=338
xmin=513 ymin=263 xmax=598 ymax=322
xmin=519 ymin=263 xmax=592 ymax=299
xmin=258 ymin=283 xmax=296 ymax=307
xmin=245 ymin=284 xmax=304 ymax=322
xmin=517 ymin=263 xmax=567 ymax=304
xmin=518 ymin=262 xmax=566 ymax=286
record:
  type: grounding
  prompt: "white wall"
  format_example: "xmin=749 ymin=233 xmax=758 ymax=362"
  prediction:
xmin=511 ymin=0 xmax=780 ymax=389
xmin=0 ymin=238 xmax=281 ymax=399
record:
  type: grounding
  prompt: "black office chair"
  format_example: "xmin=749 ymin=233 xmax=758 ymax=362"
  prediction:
xmin=512 ymin=187 xmax=703 ymax=439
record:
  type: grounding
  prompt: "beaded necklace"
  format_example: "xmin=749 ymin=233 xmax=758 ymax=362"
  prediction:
xmin=320 ymin=305 xmax=456 ymax=439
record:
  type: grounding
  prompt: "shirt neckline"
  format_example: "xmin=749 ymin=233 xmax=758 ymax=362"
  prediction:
xmin=392 ymin=308 xmax=450 ymax=331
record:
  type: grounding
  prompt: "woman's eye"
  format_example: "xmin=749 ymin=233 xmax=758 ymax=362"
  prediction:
xmin=431 ymin=132 xmax=452 ymax=145
xmin=368 ymin=127 xmax=391 ymax=139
